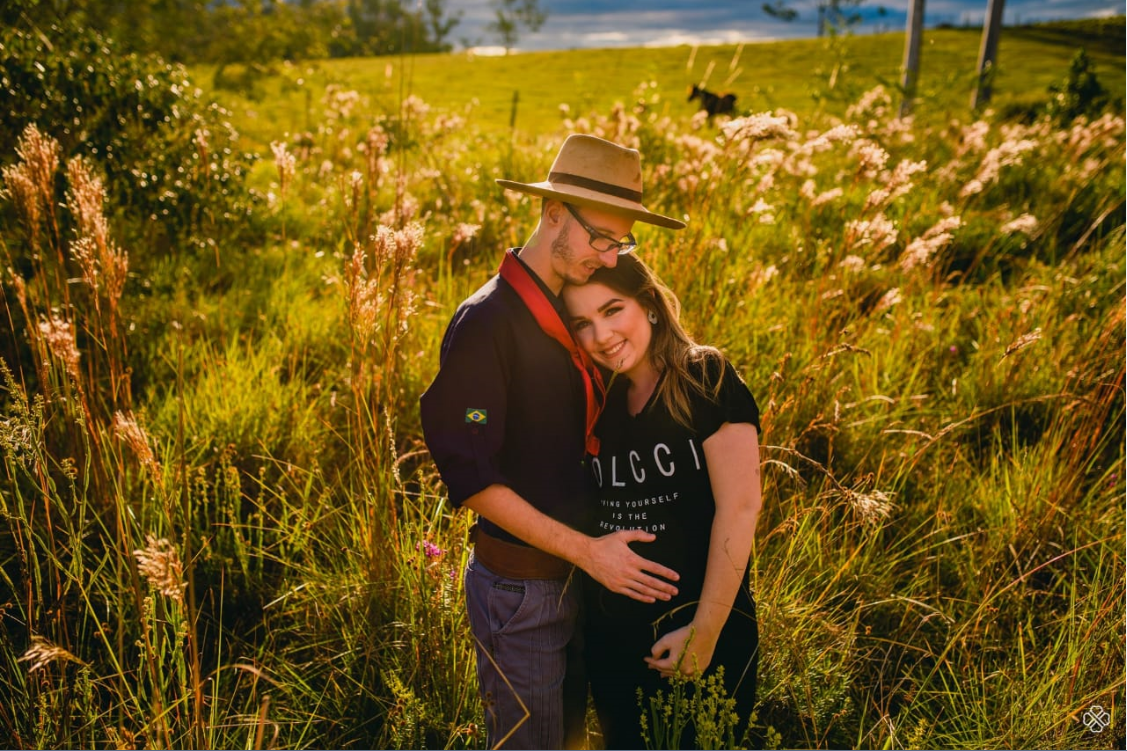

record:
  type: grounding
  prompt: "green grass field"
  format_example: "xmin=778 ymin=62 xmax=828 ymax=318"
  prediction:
xmin=201 ymin=19 xmax=1126 ymax=150
xmin=2 ymin=16 xmax=1125 ymax=750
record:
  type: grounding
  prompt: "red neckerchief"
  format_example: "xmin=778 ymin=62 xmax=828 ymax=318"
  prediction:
xmin=499 ymin=249 xmax=606 ymax=455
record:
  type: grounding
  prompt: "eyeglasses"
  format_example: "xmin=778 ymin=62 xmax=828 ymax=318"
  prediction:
xmin=564 ymin=203 xmax=637 ymax=255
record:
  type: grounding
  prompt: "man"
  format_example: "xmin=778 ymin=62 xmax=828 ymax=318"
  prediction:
xmin=420 ymin=134 xmax=686 ymax=749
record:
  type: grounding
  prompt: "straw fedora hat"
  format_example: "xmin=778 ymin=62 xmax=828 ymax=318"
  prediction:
xmin=496 ymin=134 xmax=686 ymax=230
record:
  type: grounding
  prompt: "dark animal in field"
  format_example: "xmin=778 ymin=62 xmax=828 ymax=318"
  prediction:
xmin=688 ymin=84 xmax=737 ymax=117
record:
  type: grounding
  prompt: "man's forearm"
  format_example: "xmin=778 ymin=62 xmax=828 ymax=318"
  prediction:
xmin=462 ymin=483 xmax=679 ymax=603
xmin=463 ymin=484 xmax=593 ymax=565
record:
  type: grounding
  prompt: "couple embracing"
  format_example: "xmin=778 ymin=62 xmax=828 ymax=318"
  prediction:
xmin=421 ymin=134 xmax=763 ymax=750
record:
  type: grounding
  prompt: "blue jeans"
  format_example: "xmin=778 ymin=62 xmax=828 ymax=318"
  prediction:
xmin=464 ymin=553 xmax=586 ymax=749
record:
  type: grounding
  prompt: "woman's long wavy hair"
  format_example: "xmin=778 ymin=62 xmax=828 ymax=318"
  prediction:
xmin=584 ymin=254 xmax=726 ymax=429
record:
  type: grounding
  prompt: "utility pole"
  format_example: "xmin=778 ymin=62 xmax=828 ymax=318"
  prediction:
xmin=972 ymin=0 xmax=1006 ymax=109
xmin=899 ymin=0 xmax=925 ymax=117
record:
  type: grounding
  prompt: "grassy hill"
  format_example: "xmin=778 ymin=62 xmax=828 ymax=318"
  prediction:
xmin=199 ymin=17 xmax=1126 ymax=151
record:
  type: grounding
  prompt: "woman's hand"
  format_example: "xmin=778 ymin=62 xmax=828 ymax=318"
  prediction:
xmin=644 ymin=624 xmax=718 ymax=678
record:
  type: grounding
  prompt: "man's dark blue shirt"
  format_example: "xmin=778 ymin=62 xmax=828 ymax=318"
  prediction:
xmin=420 ymin=252 xmax=593 ymax=544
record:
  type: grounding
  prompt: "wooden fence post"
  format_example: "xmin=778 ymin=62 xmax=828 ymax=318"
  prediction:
xmin=899 ymin=0 xmax=926 ymax=117
xmin=972 ymin=0 xmax=1007 ymax=109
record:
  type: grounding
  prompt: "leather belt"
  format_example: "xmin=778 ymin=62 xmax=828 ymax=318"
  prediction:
xmin=470 ymin=524 xmax=575 ymax=580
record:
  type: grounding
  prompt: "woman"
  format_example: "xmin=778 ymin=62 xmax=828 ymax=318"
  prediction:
xmin=563 ymin=253 xmax=763 ymax=749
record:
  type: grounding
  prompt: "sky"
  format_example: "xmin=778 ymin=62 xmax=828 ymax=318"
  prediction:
xmin=446 ymin=0 xmax=1125 ymax=53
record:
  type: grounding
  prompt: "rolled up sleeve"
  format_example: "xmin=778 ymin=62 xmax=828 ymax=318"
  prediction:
xmin=420 ymin=301 xmax=511 ymax=507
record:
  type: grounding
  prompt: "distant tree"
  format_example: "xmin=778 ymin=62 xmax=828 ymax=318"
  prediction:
xmin=761 ymin=2 xmax=798 ymax=22
xmin=349 ymin=0 xmax=421 ymax=54
xmin=425 ymin=0 xmax=462 ymax=50
xmin=822 ymin=0 xmax=866 ymax=35
xmin=487 ymin=0 xmax=547 ymax=53
xmin=8 ymin=0 xmax=460 ymax=62
xmin=762 ymin=0 xmax=869 ymax=36
xmin=347 ymin=0 xmax=461 ymax=54
xmin=8 ymin=0 xmax=356 ymax=63
xmin=9 ymin=0 xmax=212 ymax=61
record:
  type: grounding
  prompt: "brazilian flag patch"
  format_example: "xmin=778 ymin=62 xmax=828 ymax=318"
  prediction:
xmin=465 ymin=408 xmax=488 ymax=425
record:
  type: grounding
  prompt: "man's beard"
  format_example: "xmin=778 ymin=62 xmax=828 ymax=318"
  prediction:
xmin=550 ymin=220 xmax=589 ymax=286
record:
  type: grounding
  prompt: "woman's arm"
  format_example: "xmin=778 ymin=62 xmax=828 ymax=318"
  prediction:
xmin=645 ymin=421 xmax=762 ymax=677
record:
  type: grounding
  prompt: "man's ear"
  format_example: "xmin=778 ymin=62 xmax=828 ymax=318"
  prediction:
xmin=544 ymin=199 xmax=567 ymax=227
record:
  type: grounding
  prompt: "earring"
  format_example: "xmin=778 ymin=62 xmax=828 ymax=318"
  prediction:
xmin=647 ymin=310 xmax=658 ymax=324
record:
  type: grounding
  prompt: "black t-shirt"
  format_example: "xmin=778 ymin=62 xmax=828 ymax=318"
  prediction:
xmin=585 ymin=356 xmax=760 ymax=628
xmin=419 ymin=253 xmax=593 ymax=544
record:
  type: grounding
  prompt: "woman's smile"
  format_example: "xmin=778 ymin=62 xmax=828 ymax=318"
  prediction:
xmin=602 ymin=340 xmax=627 ymax=359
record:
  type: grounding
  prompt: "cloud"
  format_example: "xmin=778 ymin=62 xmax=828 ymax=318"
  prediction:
xmin=446 ymin=0 xmax=1123 ymax=52
xmin=584 ymin=31 xmax=630 ymax=43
